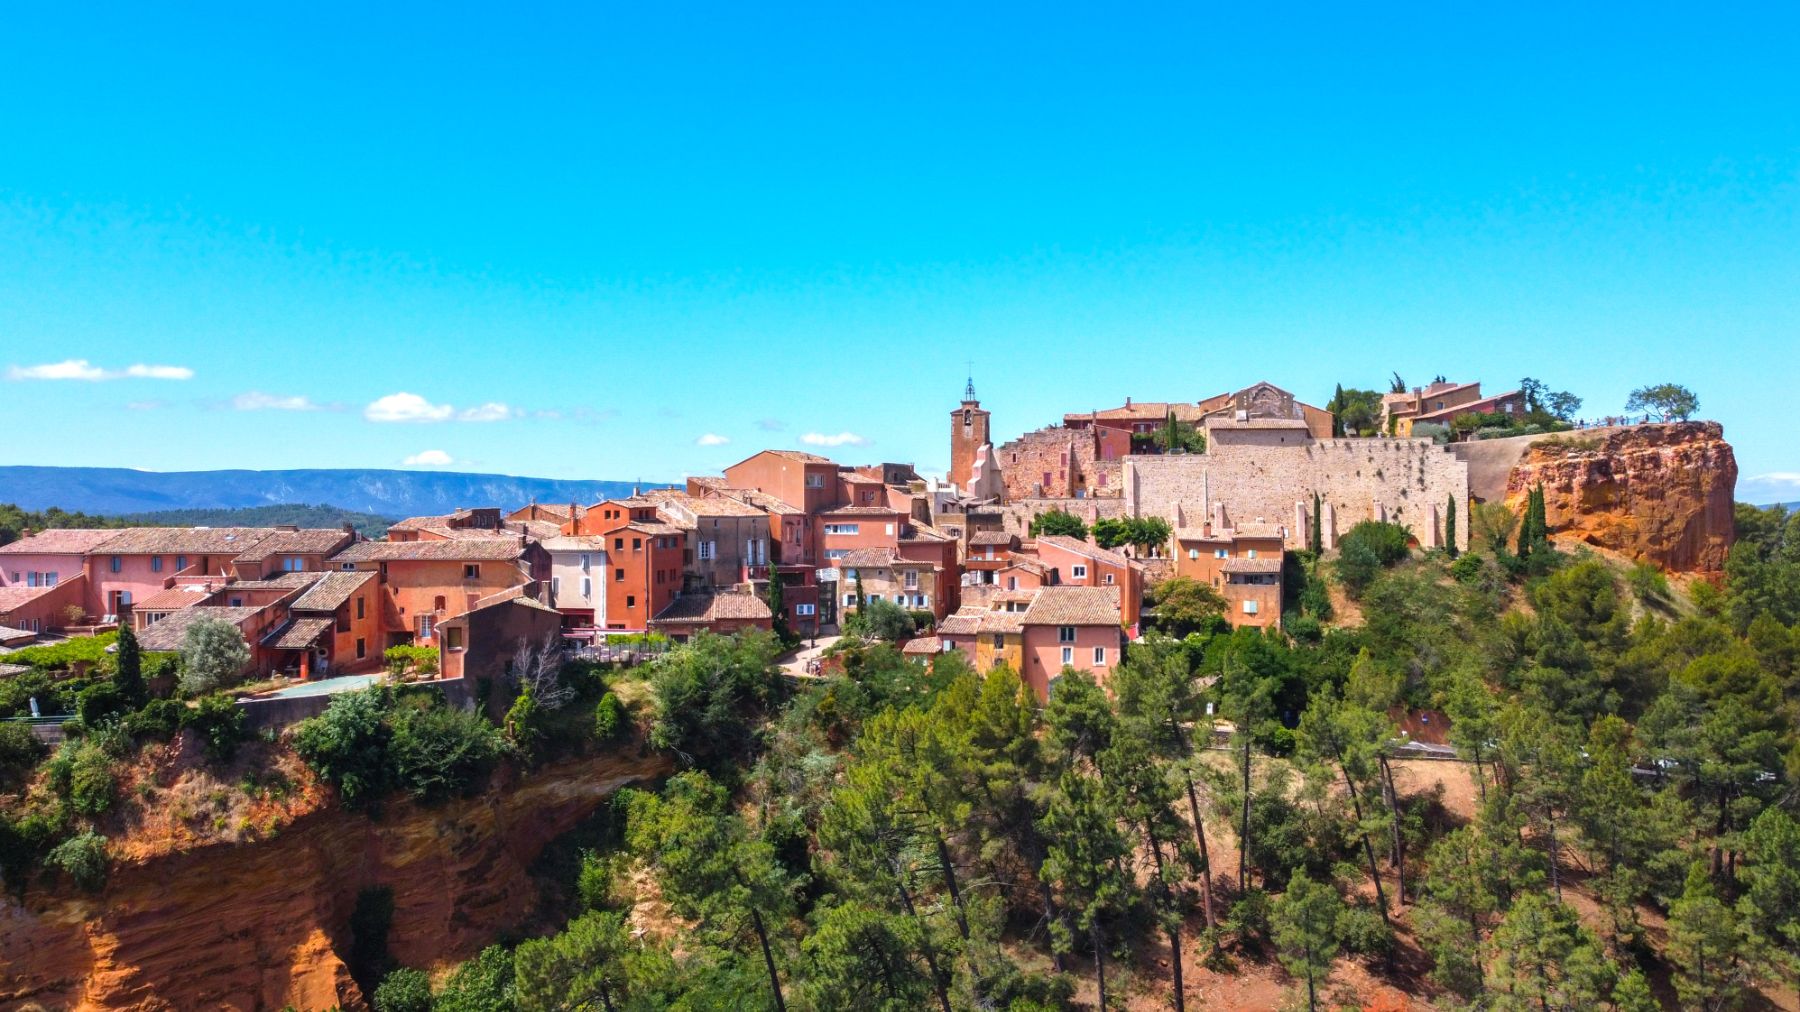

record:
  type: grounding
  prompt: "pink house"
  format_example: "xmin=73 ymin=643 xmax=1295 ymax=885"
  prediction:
xmin=1031 ymin=535 xmax=1145 ymax=631
xmin=1017 ymin=586 xmax=1124 ymax=699
xmin=84 ymin=528 xmax=287 ymax=620
xmin=0 ymin=529 xmax=119 ymax=609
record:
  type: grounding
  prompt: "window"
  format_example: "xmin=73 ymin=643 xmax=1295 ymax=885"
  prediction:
xmin=1061 ymin=646 xmax=1074 ymax=666
xmin=824 ymin=549 xmax=849 ymax=560
xmin=844 ymin=593 xmax=857 ymax=606
xmin=614 ymin=537 xmax=624 ymax=550
xmin=283 ymin=556 xmax=304 ymax=571
xmin=342 ymin=562 xmax=357 ymax=571
xmin=615 ymin=568 xmax=625 ymax=582
xmin=464 ymin=564 xmax=481 ymax=579
xmin=580 ymin=554 xmax=591 ymax=571
xmin=992 ymin=633 xmax=1004 ymax=648
xmin=1214 ymin=548 xmax=1228 ymax=559
xmin=24 ymin=572 xmax=37 ymax=587
xmin=1058 ymin=625 xmax=1076 ymax=643
xmin=229 ymin=597 xmax=243 ymax=607
xmin=697 ymin=541 xmax=715 ymax=561
xmin=418 ymin=614 xmax=436 ymax=639
xmin=884 ymin=523 xmax=895 ymax=536
xmin=1188 ymin=548 xmax=1199 ymax=560
xmin=1104 ymin=574 xmax=1114 ymax=585
xmin=581 ymin=577 xmax=591 ymax=599
xmin=46 ymin=571 xmax=58 ymax=586
xmin=176 ymin=555 xmax=188 ymax=572
xmin=805 ymin=473 xmax=825 ymax=489
xmin=824 ymin=523 xmax=860 ymax=536
xmin=356 ymin=637 xmax=367 ymax=659
xmin=1242 ymin=600 xmax=1259 ymax=615
xmin=1006 ymin=577 xmax=1017 ymax=590
xmin=1071 ymin=564 xmax=1087 ymax=579
xmin=151 ymin=556 xmax=163 ymax=573
xmin=434 ymin=595 xmax=447 ymax=611
xmin=868 ymin=593 xmax=881 ymax=602
xmin=632 ymin=538 xmax=642 ymax=550
xmin=626 ymin=595 xmax=636 ymax=609
xmin=1093 ymin=646 xmax=1106 ymax=665
xmin=445 ymin=628 xmax=463 ymax=651
xmin=356 ymin=597 xmax=365 ymax=620
xmin=796 ymin=603 xmax=815 ymax=616
xmin=118 ymin=590 xmax=132 ymax=605
xmin=904 ymin=570 xmax=918 ymax=589
xmin=552 ymin=576 xmax=561 ymax=597
xmin=1246 ymin=549 xmax=1258 ymax=559
xmin=110 ymin=556 xmax=122 ymax=573
xmin=338 ymin=612 xmax=350 ymax=633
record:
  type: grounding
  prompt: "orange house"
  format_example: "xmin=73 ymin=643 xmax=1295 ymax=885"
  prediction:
xmin=1018 ymin=587 xmax=1125 ymax=698
xmin=723 ymin=450 xmax=843 ymax=517
xmin=331 ymin=537 xmax=536 ymax=646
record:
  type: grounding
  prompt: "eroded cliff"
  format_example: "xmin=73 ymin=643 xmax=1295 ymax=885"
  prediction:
xmin=1502 ymin=421 xmax=1737 ymax=574
xmin=0 ymin=749 xmax=669 ymax=1011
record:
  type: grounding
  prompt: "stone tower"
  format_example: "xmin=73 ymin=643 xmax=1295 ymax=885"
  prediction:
xmin=949 ymin=377 xmax=990 ymax=492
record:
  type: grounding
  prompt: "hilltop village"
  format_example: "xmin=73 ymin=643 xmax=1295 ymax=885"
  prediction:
xmin=2 ymin=378 xmax=1715 ymax=706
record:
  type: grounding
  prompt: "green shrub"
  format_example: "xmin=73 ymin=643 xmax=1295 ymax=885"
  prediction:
xmin=0 ymin=670 xmax=93 ymax=720
xmin=384 ymin=645 xmax=440 ymax=677
xmin=0 ymin=805 xmax=67 ymax=891
xmin=847 ymin=598 xmax=914 ymax=642
xmin=179 ymin=618 xmax=251 ymax=696
xmin=1449 ymin=552 xmax=1485 ymax=584
xmin=593 ymin=692 xmax=626 ymax=741
xmin=123 ymin=698 xmax=187 ymax=742
xmin=182 ymin=694 xmax=248 ymax=760
xmin=76 ymin=683 xmax=127 ymax=727
xmin=1335 ymin=520 xmax=1412 ymax=597
xmin=373 ymin=967 xmax=434 ymax=1012
xmin=1627 ymin=561 xmax=1671 ymax=604
xmin=45 ymin=831 xmax=108 ymax=891
xmin=504 ymin=689 xmax=543 ymax=758
xmin=0 ymin=722 xmax=48 ymax=785
xmin=68 ymin=745 xmax=117 ymax=817
xmin=5 ymin=632 xmax=118 ymax=674
xmin=295 ymin=687 xmax=507 ymax=809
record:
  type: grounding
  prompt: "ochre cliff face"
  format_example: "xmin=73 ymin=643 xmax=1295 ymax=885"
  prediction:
xmin=1504 ymin=421 xmax=1737 ymax=574
xmin=0 ymin=749 xmax=669 ymax=1012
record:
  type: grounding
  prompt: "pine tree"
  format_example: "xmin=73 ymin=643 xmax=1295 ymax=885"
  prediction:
xmin=112 ymin=620 xmax=146 ymax=707
xmin=1272 ymin=871 xmax=1343 ymax=1012
xmin=1487 ymin=893 xmax=1614 ymax=1011
xmin=1668 ymin=863 xmax=1756 ymax=1011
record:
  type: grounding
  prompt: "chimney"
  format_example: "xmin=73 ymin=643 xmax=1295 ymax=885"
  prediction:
xmin=1125 ymin=396 xmax=1132 ymax=408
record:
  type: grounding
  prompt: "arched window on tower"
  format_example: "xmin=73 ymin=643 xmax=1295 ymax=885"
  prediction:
xmin=963 ymin=409 xmax=972 ymax=427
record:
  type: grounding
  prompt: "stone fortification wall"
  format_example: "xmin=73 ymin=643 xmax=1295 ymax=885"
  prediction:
xmin=1123 ymin=437 xmax=1470 ymax=551
xmin=996 ymin=426 xmax=1125 ymax=500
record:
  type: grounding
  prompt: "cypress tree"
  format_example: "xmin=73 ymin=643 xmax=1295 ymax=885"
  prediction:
xmin=113 ymin=620 xmax=146 ymax=707
xmin=1310 ymin=492 xmax=1324 ymax=555
xmin=1445 ymin=494 xmax=1458 ymax=558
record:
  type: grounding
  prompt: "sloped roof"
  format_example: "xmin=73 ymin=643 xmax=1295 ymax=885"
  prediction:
xmin=1021 ymin=587 xmax=1122 ymax=627
xmin=901 ymin=636 xmax=941 ymax=656
xmin=0 ymin=529 xmax=121 ymax=555
xmin=1222 ymin=558 xmax=1284 ymax=575
xmin=1034 ymin=535 xmax=1132 ymax=568
xmin=0 ymin=585 xmax=66 ymax=611
xmin=138 ymin=606 xmax=261 ymax=651
xmin=937 ymin=611 xmax=982 ymax=636
xmin=0 ymin=627 xmax=37 ymax=645
xmin=838 ymin=548 xmax=897 ymax=569
xmin=333 ymin=538 xmax=526 ymax=563
xmin=821 ymin=506 xmax=901 ymax=517
xmin=291 ymin=571 xmax=375 ymax=612
xmin=651 ymin=590 xmax=773 ymax=625
xmin=968 ymin=530 xmax=1017 ymax=547
xmin=539 ymin=535 xmax=609 ymax=553
xmin=262 ymin=616 xmax=334 ymax=650
xmin=232 ymin=529 xmax=353 ymax=562
xmin=726 ymin=489 xmax=803 ymax=515
xmin=94 ymin=528 xmax=279 ymax=555
xmin=133 ymin=586 xmax=214 ymax=612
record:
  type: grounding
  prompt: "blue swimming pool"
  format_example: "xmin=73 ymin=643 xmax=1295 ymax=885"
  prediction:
xmin=249 ymin=673 xmax=384 ymax=699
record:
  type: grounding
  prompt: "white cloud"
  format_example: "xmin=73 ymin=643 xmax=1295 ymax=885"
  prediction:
xmin=365 ymin=392 xmax=455 ymax=423
xmin=402 ymin=449 xmax=456 ymax=466
xmin=756 ymin=418 xmax=785 ymax=432
xmin=457 ymin=402 xmax=517 ymax=422
xmin=1749 ymin=471 xmax=1800 ymax=488
xmin=800 ymin=431 xmax=869 ymax=448
xmin=696 ymin=432 xmax=732 ymax=446
xmin=234 ymin=391 xmax=319 ymax=412
xmin=124 ymin=364 xmax=195 ymax=380
xmin=7 ymin=359 xmax=193 ymax=381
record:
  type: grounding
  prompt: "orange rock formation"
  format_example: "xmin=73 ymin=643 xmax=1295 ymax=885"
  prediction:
xmin=0 ymin=749 xmax=669 ymax=1011
xmin=1504 ymin=421 xmax=1737 ymax=574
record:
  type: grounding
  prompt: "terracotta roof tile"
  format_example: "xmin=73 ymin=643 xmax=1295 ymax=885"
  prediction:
xmin=1021 ymin=586 xmax=1122 ymax=627
xmin=291 ymin=571 xmax=375 ymax=612
xmin=262 ymin=616 xmax=334 ymax=650
xmin=901 ymin=636 xmax=941 ymax=655
xmin=94 ymin=527 xmax=281 ymax=555
xmin=0 ymin=529 xmax=121 ymax=555
xmin=133 ymin=586 xmax=213 ymax=612
xmin=334 ymin=539 xmax=526 ymax=563
xmin=0 ymin=585 xmax=69 ymax=611
xmin=651 ymin=590 xmax=773 ymax=624
xmin=1222 ymin=558 xmax=1284 ymax=574
xmin=1034 ymin=535 xmax=1132 ymax=568
xmin=138 ymin=606 xmax=262 ymax=651
xmin=232 ymin=529 xmax=354 ymax=561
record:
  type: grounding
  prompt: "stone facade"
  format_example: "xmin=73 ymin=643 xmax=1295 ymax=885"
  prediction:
xmin=994 ymin=425 xmax=1128 ymax=500
xmin=1123 ymin=435 xmax=1470 ymax=552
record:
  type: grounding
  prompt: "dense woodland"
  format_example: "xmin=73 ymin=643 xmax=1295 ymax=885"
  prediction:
xmin=3 ymin=499 xmax=1799 ymax=1010
xmin=0 ymin=502 xmax=394 ymax=545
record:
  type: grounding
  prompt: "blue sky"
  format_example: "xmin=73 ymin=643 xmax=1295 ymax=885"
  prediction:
xmin=2 ymin=3 xmax=1796 ymax=502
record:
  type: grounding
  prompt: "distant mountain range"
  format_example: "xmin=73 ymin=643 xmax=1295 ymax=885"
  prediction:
xmin=0 ymin=466 xmax=665 ymax=519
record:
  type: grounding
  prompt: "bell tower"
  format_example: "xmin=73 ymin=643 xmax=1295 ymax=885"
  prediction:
xmin=949 ymin=376 xmax=991 ymax=492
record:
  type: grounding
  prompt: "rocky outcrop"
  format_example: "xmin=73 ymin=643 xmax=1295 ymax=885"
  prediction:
xmin=1502 ymin=422 xmax=1737 ymax=574
xmin=0 ymin=749 xmax=669 ymax=1011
